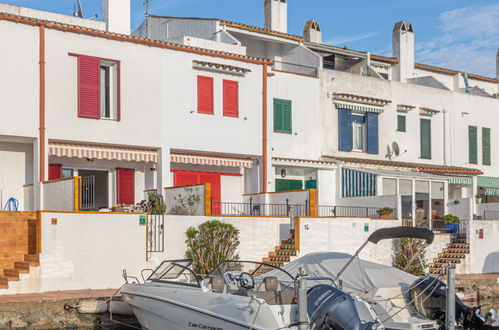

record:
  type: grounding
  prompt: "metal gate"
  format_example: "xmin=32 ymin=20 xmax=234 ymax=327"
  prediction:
xmin=80 ymin=176 xmax=95 ymax=211
xmin=148 ymin=214 xmax=165 ymax=257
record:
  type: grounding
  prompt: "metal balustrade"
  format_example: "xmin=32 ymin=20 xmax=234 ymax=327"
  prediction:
xmin=272 ymin=61 xmax=318 ymax=77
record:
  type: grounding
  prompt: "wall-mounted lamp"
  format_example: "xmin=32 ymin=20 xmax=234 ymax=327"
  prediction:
xmin=281 ymin=169 xmax=287 ymax=178
xmin=190 ymin=110 xmax=195 ymax=114
xmin=244 ymin=117 xmax=248 ymax=121
xmin=461 ymin=112 xmax=469 ymax=117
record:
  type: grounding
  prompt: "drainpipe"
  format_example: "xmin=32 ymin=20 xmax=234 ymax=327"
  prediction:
xmin=262 ymin=63 xmax=268 ymax=193
xmin=442 ymin=108 xmax=448 ymax=166
xmin=39 ymin=25 xmax=46 ymax=182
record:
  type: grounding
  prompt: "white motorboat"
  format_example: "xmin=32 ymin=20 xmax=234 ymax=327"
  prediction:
xmin=121 ymin=259 xmax=379 ymax=330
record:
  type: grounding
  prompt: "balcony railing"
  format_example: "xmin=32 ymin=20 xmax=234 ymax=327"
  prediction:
xmin=212 ymin=198 xmax=309 ymax=217
xmin=318 ymin=205 xmax=397 ymax=219
xmin=402 ymin=219 xmax=469 ymax=237
xmin=272 ymin=61 xmax=318 ymax=77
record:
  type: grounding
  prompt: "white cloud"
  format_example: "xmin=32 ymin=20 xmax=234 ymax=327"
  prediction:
xmin=416 ymin=4 xmax=499 ymax=77
xmin=325 ymin=32 xmax=378 ymax=46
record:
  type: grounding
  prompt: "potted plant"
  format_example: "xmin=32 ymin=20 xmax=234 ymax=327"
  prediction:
xmin=476 ymin=194 xmax=483 ymax=204
xmin=377 ymin=207 xmax=394 ymax=219
xmin=440 ymin=214 xmax=460 ymax=233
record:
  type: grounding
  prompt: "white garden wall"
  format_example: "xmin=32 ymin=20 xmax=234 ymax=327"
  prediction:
xmin=297 ymin=218 xmax=402 ymax=266
xmin=0 ymin=212 xmax=149 ymax=295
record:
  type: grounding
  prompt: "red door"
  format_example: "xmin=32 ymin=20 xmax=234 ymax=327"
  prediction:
xmin=199 ymin=173 xmax=221 ymax=215
xmin=172 ymin=171 xmax=222 ymax=215
xmin=48 ymin=164 xmax=62 ymax=180
xmin=117 ymin=168 xmax=135 ymax=205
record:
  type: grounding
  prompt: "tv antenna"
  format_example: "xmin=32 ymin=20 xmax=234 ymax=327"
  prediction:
xmin=144 ymin=0 xmax=150 ymax=38
xmin=73 ymin=0 xmax=83 ymax=18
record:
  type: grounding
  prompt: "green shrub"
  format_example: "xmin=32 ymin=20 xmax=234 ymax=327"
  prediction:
xmin=185 ymin=220 xmax=240 ymax=275
xmin=439 ymin=214 xmax=459 ymax=224
xmin=376 ymin=207 xmax=394 ymax=216
xmin=393 ymin=238 xmax=427 ymax=276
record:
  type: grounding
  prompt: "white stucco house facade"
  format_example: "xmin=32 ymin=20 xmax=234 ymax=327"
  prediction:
xmin=137 ymin=0 xmax=499 ymax=225
xmin=0 ymin=1 xmax=269 ymax=212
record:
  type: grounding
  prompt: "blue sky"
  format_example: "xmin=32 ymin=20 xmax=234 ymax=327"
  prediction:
xmin=2 ymin=0 xmax=498 ymax=77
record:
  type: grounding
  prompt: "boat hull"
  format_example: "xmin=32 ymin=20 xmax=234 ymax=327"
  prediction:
xmin=121 ymin=283 xmax=294 ymax=330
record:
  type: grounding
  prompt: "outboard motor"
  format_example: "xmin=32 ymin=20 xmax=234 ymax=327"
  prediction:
xmin=409 ymin=276 xmax=484 ymax=329
xmin=307 ymin=284 xmax=375 ymax=330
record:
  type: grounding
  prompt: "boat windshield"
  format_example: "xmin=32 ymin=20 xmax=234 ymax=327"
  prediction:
xmin=207 ymin=260 xmax=295 ymax=292
xmin=148 ymin=259 xmax=200 ymax=286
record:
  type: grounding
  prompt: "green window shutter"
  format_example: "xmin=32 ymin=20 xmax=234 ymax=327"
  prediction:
xmin=305 ymin=180 xmax=317 ymax=189
xmin=275 ymin=179 xmax=303 ymax=192
xmin=469 ymin=126 xmax=477 ymax=164
xmin=420 ymin=119 xmax=431 ymax=159
xmin=273 ymin=99 xmax=292 ymax=133
xmin=273 ymin=99 xmax=283 ymax=132
xmin=282 ymin=100 xmax=292 ymax=133
xmin=397 ymin=115 xmax=406 ymax=132
xmin=483 ymin=127 xmax=491 ymax=165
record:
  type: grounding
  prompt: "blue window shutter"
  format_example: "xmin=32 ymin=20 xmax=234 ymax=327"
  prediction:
xmin=367 ymin=112 xmax=379 ymax=154
xmin=338 ymin=108 xmax=352 ymax=151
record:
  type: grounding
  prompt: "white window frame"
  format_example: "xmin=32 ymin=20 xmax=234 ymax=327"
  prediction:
xmin=352 ymin=120 xmax=366 ymax=151
xmin=100 ymin=60 xmax=118 ymax=120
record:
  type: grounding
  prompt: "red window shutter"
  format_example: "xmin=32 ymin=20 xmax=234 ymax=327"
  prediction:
xmin=197 ymin=76 xmax=214 ymax=114
xmin=117 ymin=168 xmax=135 ymax=205
xmin=78 ymin=55 xmax=101 ymax=118
xmin=48 ymin=164 xmax=62 ymax=180
xmin=223 ymin=80 xmax=239 ymax=117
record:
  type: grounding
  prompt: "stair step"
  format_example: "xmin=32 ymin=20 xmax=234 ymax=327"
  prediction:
xmin=14 ymin=261 xmax=33 ymax=271
xmin=24 ymin=254 xmax=39 ymax=263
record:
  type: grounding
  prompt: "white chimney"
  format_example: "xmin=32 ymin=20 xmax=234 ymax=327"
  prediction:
xmin=303 ymin=19 xmax=321 ymax=43
xmin=264 ymin=0 xmax=287 ymax=33
xmin=392 ymin=21 xmax=415 ymax=82
xmin=103 ymin=0 xmax=131 ymax=35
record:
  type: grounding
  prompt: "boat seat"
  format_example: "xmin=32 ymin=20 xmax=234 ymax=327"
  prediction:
xmin=207 ymin=276 xmax=226 ymax=293
xmin=250 ymin=277 xmax=295 ymax=305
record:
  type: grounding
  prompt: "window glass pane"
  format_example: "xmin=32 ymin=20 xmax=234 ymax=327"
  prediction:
xmin=383 ymin=178 xmax=397 ymax=195
xmin=353 ymin=122 xmax=364 ymax=150
xmin=62 ymin=168 xmax=74 ymax=178
xmin=400 ymin=180 xmax=412 ymax=220
xmin=415 ymin=181 xmax=429 ymax=227
xmin=397 ymin=115 xmax=406 ymax=132
xmin=431 ymin=182 xmax=444 ymax=219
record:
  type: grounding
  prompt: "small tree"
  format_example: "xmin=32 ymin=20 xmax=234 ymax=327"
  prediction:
xmin=138 ymin=192 xmax=166 ymax=215
xmin=393 ymin=238 xmax=427 ymax=276
xmin=185 ymin=220 xmax=240 ymax=275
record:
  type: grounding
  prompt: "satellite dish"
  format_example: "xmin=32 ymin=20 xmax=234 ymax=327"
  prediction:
xmin=392 ymin=142 xmax=400 ymax=156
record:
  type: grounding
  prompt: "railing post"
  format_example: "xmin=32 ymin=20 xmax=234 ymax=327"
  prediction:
xmin=249 ymin=197 xmax=253 ymax=215
xmin=286 ymin=198 xmax=289 ymax=217
xmin=305 ymin=199 xmax=309 ymax=216
xmin=366 ymin=207 xmax=369 ymax=218
xmin=333 ymin=206 xmax=336 ymax=217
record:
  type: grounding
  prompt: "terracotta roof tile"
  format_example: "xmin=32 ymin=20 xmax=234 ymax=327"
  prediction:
xmin=0 ymin=13 xmax=272 ymax=65
xmin=325 ymin=156 xmax=483 ymax=175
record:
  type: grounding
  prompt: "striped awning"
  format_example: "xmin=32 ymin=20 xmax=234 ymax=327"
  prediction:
xmin=49 ymin=142 xmax=158 ymax=163
xmin=342 ymin=168 xmax=377 ymax=198
xmin=449 ymin=177 xmax=473 ymax=185
xmin=478 ymin=176 xmax=499 ymax=196
xmin=335 ymin=102 xmax=384 ymax=114
xmin=171 ymin=153 xmax=253 ymax=168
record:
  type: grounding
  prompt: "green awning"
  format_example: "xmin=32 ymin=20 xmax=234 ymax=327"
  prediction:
xmin=478 ymin=176 xmax=499 ymax=195
xmin=449 ymin=177 xmax=473 ymax=185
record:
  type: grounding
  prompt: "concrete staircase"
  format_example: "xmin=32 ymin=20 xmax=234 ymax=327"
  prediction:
xmin=429 ymin=234 xmax=470 ymax=276
xmin=251 ymin=228 xmax=298 ymax=276
xmin=0 ymin=212 xmax=40 ymax=289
